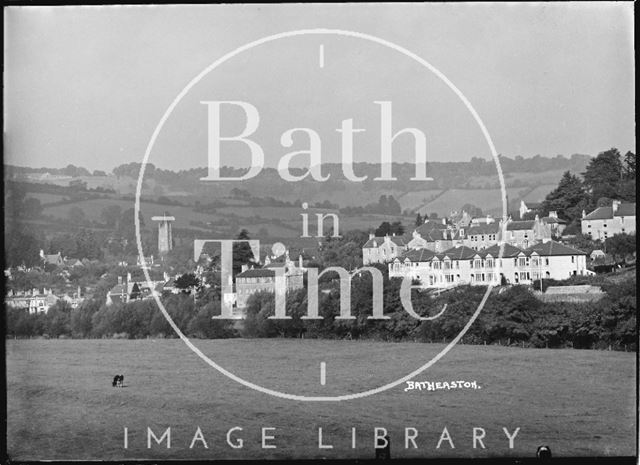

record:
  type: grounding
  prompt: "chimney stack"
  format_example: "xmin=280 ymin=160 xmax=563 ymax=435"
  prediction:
xmin=612 ymin=200 xmax=621 ymax=213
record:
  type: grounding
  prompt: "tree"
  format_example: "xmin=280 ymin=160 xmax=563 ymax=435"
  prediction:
xmin=582 ymin=148 xmax=623 ymax=203
xmin=175 ymin=273 xmax=200 ymax=293
xmin=618 ymin=151 xmax=637 ymax=202
xmin=75 ymin=229 xmax=103 ymax=260
xmin=23 ymin=197 xmax=43 ymax=218
xmin=460 ymin=203 xmax=483 ymax=218
xmin=374 ymin=221 xmax=404 ymax=237
xmin=232 ymin=229 xmax=255 ymax=275
xmin=4 ymin=223 xmax=42 ymax=267
xmin=68 ymin=206 xmax=86 ymax=224
xmin=539 ymin=171 xmax=588 ymax=223
xmin=622 ymin=151 xmax=636 ymax=180
xmin=415 ymin=213 xmax=423 ymax=226
xmin=605 ymin=233 xmax=636 ymax=263
xmin=100 ymin=205 xmax=122 ymax=228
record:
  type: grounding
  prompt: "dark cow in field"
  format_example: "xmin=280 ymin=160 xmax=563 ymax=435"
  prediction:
xmin=536 ymin=445 xmax=552 ymax=460
xmin=112 ymin=374 xmax=124 ymax=387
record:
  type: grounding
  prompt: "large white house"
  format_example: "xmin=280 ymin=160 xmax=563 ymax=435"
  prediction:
xmin=389 ymin=241 xmax=589 ymax=289
xmin=581 ymin=200 xmax=636 ymax=240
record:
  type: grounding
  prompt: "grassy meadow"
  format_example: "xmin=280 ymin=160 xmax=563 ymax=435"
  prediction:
xmin=6 ymin=339 xmax=636 ymax=461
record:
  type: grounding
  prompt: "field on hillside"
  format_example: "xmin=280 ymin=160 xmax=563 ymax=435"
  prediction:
xmin=6 ymin=339 xmax=636 ymax=461
xmin=43 ymin=199 xmax=215 ymax=231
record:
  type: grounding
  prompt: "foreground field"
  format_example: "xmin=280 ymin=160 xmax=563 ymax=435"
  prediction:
xmin=6 ymin=339 xmax=636 ymax=460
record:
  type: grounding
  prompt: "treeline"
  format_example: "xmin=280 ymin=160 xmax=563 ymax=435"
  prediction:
xmin=240 ymin=273 xmax=636 ymax=350
xmin=6 ymin=291 xmax=235 ymax=340
xmin=8 ymin=272 xmax=635 ymax=352
xmin=340 ymin=195 xmax=402 ymax=215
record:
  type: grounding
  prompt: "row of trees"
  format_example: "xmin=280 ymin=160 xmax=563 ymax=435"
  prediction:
xmin=340 ymin=195 xmax=402 ymax=215
xmin=240 ymin=272 xmax=636 ymax=350
xmin=7 ymin=270 xmax=635 ymax=352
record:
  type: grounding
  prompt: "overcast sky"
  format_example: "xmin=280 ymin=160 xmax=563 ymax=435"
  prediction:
xmin=4 ymin=3 xmax=635 ymax=172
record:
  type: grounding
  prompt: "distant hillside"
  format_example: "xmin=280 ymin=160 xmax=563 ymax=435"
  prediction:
xmin=5 ymin=154 xmax=594 ymax=237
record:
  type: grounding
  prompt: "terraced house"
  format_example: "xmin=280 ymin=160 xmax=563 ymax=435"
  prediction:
xmin=389 ymin=241 xmax=589 ymax=289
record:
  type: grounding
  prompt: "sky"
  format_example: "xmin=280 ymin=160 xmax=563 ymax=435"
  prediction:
xmin=3 ymin=3 xmax=635 ymax=172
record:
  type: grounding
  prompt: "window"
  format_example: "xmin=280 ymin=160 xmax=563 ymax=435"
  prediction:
xmin=486 ymin=259 xmax=494 ymax=268
xmin=571 ymin=256 xmax=575 ymax=263
xmin=474 ymin=259 xmax=482 ymax=268
xmin=603 ymin=223 xmax=607 ymax=228
xmin=545 ymin=258 xmax=549 ymax=265
xmin=518 ymin=257 xmax=527 ymax=267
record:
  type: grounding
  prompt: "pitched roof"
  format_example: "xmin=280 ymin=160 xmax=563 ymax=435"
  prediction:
xmin=442 ymin=245 xmax=478 ymax=260
xmin=480 ymin=243 xmax=524 ymax=258
xmin=465 ymin=222 xmax=500 ymax=235
xmin=541 ymin=216 xmax=567 ymax=224
xmin=397 ymin=248 xmax=437 ymax=262
xmin=237 ymin=268 xmax=276 ymax=278
xmin=525 ymin=241 xmax=587 ymax=256
xmin=108 ymin=283 xmax=127 ymax=296
xmin=388 ymin=236 xmax=407 ymax=246
xmin=43 ymin=253 xmax=64 ymax=265
xmin=523 ymin=201 xmax=541 ymax=209
xmin=583 ymin=206 xmax=613 ymax=220
xmin=506 ymin=220 xmax=535 ymax=231
xmin=363 ymin=236 xmax=406 ymax=248
xmin=415 ymin=228 xmax=449 ymax=242
xmin=415 ymin=221 xmax=448 ymax=236
xmin=614 ymin=203 xmax=636 ymax=217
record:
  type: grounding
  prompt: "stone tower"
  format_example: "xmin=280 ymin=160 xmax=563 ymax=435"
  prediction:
xmin=151 ymin=212 xmax=175 ymax=254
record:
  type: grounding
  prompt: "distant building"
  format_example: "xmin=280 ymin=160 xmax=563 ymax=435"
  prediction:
xmin=151 ymin=213 xmax=175 ymax=254
xmin=504 ymin=216 xmax=552 ymax=249
xmin=40 ymin=250 xmax=65 ymax=267
xmin=362 ymin=234 xmax=407 ymax=265
xmin=461 ymin=221 xmax=502 ymax=250
xmin=540 ymin=211 xmax=567 ymax=237
xmin=235 ymin=251 xmax=305 ymax=309
xmin=581 ymin=200 xmax=636 ymax=240
xmin=5 ymin=287 xmax=84 ymax=314
xmin=105 ymin=272 xmax=167 ymax=306
xmin=389 ymin=240 xmax=589 ymax=289
xmin=407 ymin=227 xmax=464 ymax=253
xmin=519 ymin=200 xmax=542 ymax=219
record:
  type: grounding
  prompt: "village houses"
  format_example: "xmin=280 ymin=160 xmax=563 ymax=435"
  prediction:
xmin=581 ymin=200 xmax=636 ymax=241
